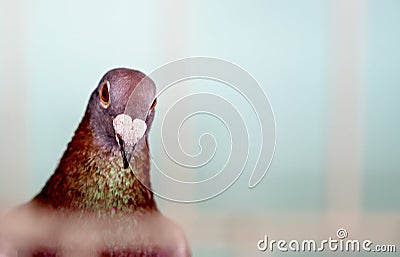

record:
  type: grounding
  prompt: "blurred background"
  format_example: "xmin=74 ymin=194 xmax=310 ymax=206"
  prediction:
xmin=0 ymin=0 xmax=399 ymax=256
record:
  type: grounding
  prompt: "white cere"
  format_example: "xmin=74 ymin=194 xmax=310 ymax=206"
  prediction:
xmin=113 ymin=114 xmax=147 ymax=146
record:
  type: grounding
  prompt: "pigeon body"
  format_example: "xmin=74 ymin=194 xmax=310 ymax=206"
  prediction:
xmin=0 ymin=68 xmax=190 ymax=257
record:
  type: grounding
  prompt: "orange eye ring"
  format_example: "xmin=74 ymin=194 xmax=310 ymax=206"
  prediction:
xmin=99 ymin=80 xmax=110 ymax=108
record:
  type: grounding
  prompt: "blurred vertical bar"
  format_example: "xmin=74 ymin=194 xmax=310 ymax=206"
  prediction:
xmin=158 ymin=0 xmax=193 ymax=200
xmin=327 ymin=0 xmax=365 ymax=212
xmin=0 ymin=0 xmax=28 ymax=212
xmin=161 ymin=0 xmax=190 ymax=61
xmin=157 ymin=0 xmax=197 ymax=241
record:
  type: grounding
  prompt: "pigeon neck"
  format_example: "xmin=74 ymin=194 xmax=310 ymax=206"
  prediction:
xmin=36 ymin=114 xmax=157 ymax=214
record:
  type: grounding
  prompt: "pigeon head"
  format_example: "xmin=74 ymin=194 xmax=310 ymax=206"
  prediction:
xmin=87 ymin=68 xmax=157 ymax=168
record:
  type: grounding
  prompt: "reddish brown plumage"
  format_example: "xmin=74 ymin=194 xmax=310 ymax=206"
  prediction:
xmin=0 ymin=68 xmax=191 ymax=257
xmin=34 ymin=111 xmax=156 ymax=214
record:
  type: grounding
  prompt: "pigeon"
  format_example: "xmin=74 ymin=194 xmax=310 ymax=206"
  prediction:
xmin=0 ymin=68 xmax=191 ymax=257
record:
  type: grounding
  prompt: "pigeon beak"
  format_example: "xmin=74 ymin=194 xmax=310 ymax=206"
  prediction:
xmin=114 ymin=76 xmax=156 ymax=168
xmin=113 ymin=114 xmax=148 ymax=169
xmin=116 ymin=132 xmax=134 ymax=169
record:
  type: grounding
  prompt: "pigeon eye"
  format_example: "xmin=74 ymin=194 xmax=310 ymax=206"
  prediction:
xmin=99 ymin=80 xmax=110 ymax=108
xmin=149 ymin=98 xmax=157 ymax=113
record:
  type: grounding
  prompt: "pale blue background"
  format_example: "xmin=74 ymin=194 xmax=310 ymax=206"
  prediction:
xmin=25 ymin=0 xmax=329 ymax=210
xmin=1 ymin=0 xmax=399 ymax=256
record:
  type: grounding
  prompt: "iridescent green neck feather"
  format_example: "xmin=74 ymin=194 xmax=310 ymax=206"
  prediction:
xmin=34 ymin=114 xmax=156 ymax=215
